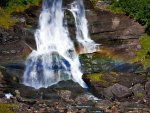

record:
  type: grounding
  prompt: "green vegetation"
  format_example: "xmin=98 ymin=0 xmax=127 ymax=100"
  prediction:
xmin=0 ymin=0 xmax=40 ymax=28
xmin=135 ymin=92 xmax=144 ymax=98
xmin=85 ymin=73 xmax=102 ymax=81
xmin=133 ymin=36 xmax=150 ymax=67
xmin=90 ymin=0 xmax=99 ymax=7
xmin=106 ymin=5 xmax=124 ymax=14
xmin=0 ymin=103 xmax=17 ymax=113
xmin=83 ymin=72 xmax=112 ymax=87
xmin=110 ymin=0 xmax=150 ymax=34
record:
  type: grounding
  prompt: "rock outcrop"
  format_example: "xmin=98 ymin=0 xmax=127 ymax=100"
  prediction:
xmin=87 ymin=9 xmax=145 ymax=60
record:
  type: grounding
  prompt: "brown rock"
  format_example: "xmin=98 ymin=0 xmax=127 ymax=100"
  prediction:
xmin=87 ymin=9 xmax=145 ymax=60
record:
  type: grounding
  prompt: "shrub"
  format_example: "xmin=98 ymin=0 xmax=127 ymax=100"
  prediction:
xmin=133 ymin=35 xmax=150 ymax=67
xmin=111 ymin=0 xmax=150 ymax=34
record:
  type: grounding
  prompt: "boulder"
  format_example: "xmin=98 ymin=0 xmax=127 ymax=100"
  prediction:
xmin=103 ymin=83 xmax=133 ymax=100
xmin=145 ymin=82 xmax=150 ymax=95
xmin=14 ymin=80 xmax=84 ymax=100
xmin=111 ymin=83 xmax=132 ymax=98
xmin=103 ymin=86 xmax=114 ymax=100
xmin=132 ymin=84 xmax=146 ymax=99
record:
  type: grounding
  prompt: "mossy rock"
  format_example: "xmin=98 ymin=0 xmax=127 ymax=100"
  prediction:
xmin=0 ymin=0 xmax=41 ymax=28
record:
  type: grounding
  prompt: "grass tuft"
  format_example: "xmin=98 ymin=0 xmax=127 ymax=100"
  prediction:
xmin=133 ymin=35 xmax=150 ymax=67
xmin=0 ymin=103 xmax=18 ymax=113
xmin=0 ymin=0 xmax=40 ymax=28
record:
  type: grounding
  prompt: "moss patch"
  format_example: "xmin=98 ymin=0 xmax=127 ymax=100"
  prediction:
xmin=133 ymin=35 xmax=150 ymax=67
xmin=0 ymin=103 xmax=18 ymax=113
xmin=0 ymin=0 xmax=40 ymax=28
xmin=85 ymin=73 xmax=103 ymax=81
xmin=135 ymin=92 xmax=144 ymax=98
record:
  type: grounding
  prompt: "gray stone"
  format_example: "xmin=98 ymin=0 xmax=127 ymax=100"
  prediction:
xmin=103 ymin=86 xmax=114 ymax=100
xmin=95 ymin=100 xmax=112 ymax=109
xmin=145 ymin=82 xmax=150 ymax=94
xmin=132 ymin=84 xmax=146 ymax=98
xmin=57 ymin=90 xmax=71 ymax=101
xmin=111 ymin=83 xmax=131 ymax=98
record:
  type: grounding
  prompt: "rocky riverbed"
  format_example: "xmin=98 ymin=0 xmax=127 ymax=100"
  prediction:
xmin=1 ymin=52 xmax=150 ymax=113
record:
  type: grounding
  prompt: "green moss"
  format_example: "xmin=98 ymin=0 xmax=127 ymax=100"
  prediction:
xmin=0 ymin=104 xmax=17 ymax=113
xmin=106 ymin=5 xmax=125 ymax=14
xmin=84 ymin=72 xmax=110 ymax=87
xmin=135 ymin=92 xmax=144 ymax=98
xmin=0 ymin=0 xmax=40 ymax=28
xmin=133 ymin=35 xmax=150 ymax=67
xmin=86 ymin=73 xmax=103 ymax=81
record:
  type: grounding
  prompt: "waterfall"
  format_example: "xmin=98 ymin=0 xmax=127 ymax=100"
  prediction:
xmin=23 ymin=0 xmax=99 ymax=89
xmin=69 ymin=0 xmax=99 ymax=53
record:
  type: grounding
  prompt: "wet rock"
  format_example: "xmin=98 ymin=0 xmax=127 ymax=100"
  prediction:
xmin=17 ymin=85 xmax=39 ymax=99
xmin=50 ymin=80 xmax=84 ymax=98
xmin=80 ymin=53 xmax=146 ymax=74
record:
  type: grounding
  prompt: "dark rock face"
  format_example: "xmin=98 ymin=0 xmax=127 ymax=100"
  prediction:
xmin=0 ymin=70 xmax=6 ymax=97
xmin=0 ymin=26 xmax=32 ymax=65
xmin=87 ymin=10 xmax=145 ymax=60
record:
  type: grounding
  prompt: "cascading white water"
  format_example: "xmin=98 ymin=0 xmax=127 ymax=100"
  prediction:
xmin=23 ymin=0 xmax=98 ymax=89
xmin=69 ymin=0 xmax=99 ymax=53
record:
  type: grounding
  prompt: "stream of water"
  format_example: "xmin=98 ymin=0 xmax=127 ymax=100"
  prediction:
xmin=23 ymin=0 xmax=99 ymax=89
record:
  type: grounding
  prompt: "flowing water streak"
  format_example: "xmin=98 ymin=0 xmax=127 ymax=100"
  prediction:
xmin=69 ymin=0 xmax=99 ymax=53
xmin=23 ymin=0 xmax=87 ymax=89
xmin=23 ymin=0 xmax=99 ymax=89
